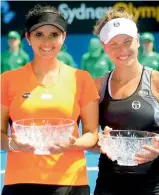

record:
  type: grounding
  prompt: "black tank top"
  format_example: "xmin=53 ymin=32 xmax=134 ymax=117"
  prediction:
xmin=98 ymin=68 xmax=159 ymax=177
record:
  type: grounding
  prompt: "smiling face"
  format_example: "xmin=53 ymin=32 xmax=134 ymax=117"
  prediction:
xmin=26 ymin=25 xmax=66 ymax=59
xmin=103 ymin=34 xmax=140 ymax=67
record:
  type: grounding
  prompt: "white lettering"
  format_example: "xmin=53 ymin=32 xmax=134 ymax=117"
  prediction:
xmin=95 ymin=7 xmax=110 ymax=19
xmin=86 ymin=7 xmax=95 ymax=20
xmin=58 ymin=3 xmax=69 ymax=20
xmin=58 ymin=3 xmax=112 ymax=24
xmin=75 ymin=3 xmax=86 ymax=20
xmin=58 ymin=3 xmax=75 ymax=24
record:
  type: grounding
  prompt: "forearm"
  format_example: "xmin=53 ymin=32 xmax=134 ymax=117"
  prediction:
xmin=72 ymin=131 xmax=98 ymax=150
xmin=87 ymin=144 xmax=101 ymax=153
xmin=1 ymin=132 xmax=10 ymax=151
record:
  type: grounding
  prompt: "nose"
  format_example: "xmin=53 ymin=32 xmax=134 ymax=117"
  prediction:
xmin=41 ymin=36 xmax=53 ymax=44
xmin=118 ymin=45 xmax=128 ymax=53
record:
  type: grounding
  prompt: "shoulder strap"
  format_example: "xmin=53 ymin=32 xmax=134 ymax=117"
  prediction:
xmin=99 ymin=72 xmax=111 ymax=103
xmin=140 ymin=67 xmax=152 ymax=91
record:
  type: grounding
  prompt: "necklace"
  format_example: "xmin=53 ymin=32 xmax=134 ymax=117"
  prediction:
xmin=112 ymin=79 xmax=132 ymax=85
xmin=111 ymin=71 xmax=142 ymax=85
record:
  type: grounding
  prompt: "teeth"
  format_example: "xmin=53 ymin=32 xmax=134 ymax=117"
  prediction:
xmin=41 ymin=48 xmax=53 ymax=51
xmin=118 ymin=56 xmax=130 ymax=60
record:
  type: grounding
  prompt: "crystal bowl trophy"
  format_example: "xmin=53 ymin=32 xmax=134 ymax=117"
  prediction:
xmin=99 ymin=130 xmax=157 ymax=166
xmin=13 ymin=118 xmax=75 ymax=155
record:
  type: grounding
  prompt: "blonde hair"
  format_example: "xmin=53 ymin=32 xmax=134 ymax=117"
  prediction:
xmin=93 ymin=7 xmax=136 ymax=35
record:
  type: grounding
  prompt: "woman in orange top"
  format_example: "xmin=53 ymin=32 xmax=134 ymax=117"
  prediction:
xmin=1 ymin=4 xmax=99 ymax=195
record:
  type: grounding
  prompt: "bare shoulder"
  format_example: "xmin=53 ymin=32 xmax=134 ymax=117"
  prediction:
xmin=94 ymin=77 xmax=104 ymax=92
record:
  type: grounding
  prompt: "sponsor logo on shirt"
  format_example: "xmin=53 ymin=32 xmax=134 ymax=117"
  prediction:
xmin=132 ymin=101 xmax=141 ymax=110
xmin=40 ymin=93 xmax=53 ymax=99
xmin=22 ymin=93 xmax=32 ymax=99
xmin=138 ymin=90 xmax=149 ymax=96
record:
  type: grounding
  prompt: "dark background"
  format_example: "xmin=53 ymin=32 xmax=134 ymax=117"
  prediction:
xmin=1 ymin=1 xmax=159 ymax=67
xmin=1 ymin=1 xmax=159 ymax=35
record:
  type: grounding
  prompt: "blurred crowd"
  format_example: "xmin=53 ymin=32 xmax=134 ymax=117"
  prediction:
xmin=1 ymin=31 xmax=159 ymax=77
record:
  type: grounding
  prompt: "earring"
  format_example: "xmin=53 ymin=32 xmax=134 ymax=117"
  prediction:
xmin=28 ymin=43 xmax=31 ymax=46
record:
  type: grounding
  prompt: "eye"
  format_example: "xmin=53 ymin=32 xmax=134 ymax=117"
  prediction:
xmin=50 ymin=32 xmax=59 ymax=37
xmin=35 ymin=32 xmax=43 ymax=37
xmin=125 ymin=40 xmax=132 ymax=45
xmin=110 ymin=43 xmax=118 ymax=48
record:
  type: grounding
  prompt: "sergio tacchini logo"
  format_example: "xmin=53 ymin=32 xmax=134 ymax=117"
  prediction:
xmin=113 ymin=21 xmax=120 ymax=27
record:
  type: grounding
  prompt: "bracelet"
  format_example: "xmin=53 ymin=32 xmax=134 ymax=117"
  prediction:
xmin=8 ymin=137 xmax=19 ymax=152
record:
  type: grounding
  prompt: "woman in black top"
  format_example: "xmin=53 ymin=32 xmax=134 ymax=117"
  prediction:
xmin=93 ymin=8 xmax=159 ymax=195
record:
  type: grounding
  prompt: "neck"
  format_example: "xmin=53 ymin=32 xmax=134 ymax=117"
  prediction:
xmin=9 ymin=47 xmax=19 ymax=53
xmin=31 ymin=56 xmax=59 ymax=74
xmin=112 ymin=61 xmax=143 ymax=82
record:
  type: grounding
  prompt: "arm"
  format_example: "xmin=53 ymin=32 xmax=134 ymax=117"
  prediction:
xmin=73 ymin=100 xmax=99 ymax=149
xmin=1 ymin=73 xmax=34 ymax=152
xmin=87 ymin=76 xmax=108 ymax=153
xmin=1 ymin=105 xmax=35 ymax=152
xmin=136 ymin=71 xmax=159 ymax=163
xmin=1 ymin=72 xmax=10 ymax=151
xmin=1 ymin=105 xmax=10 ymax=151
xmin=72 ymin=71 xmax=100 ymax=149
xmin=85 ymin=77 xmax=104 ymax=153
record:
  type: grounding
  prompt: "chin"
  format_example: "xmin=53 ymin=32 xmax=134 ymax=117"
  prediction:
xmin=39 ymin=55 xmax=56 ymax=59
xmin=117 ymin=57 xmax=135 ymax=67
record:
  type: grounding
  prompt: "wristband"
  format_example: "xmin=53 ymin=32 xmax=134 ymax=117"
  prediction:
xmin=8 ymin=137 xmax=19 ymax=152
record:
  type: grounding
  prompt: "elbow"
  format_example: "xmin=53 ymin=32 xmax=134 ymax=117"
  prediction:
xmin=90 ymin=131 xmax=98 ymax=147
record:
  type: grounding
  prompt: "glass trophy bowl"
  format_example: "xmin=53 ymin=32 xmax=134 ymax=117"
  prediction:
xmin=99 ymin=130 xmax=158 ymax=166
xmin=13 ymin=118 xmax=75 ymax=155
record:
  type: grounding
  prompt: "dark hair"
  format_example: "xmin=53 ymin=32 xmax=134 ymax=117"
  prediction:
xmin=21 ymin=4 xmax=67 ymax=38
xmin=26 ymin=4 xmax=62 ymax=20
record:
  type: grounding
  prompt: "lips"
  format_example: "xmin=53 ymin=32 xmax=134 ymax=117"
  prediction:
xmin=117 ymin=55 xmax=131 ymax=61
xmin=40 ymin=48 xmax=54 ymax=52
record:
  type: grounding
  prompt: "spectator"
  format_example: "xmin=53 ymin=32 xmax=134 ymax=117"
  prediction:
xmin=139 ymin=32 xmax=159 ymax=71
xmin=1 ymin=31 xmax=30 ymax=73
xmin=81 ymin=37 xmax=114 ymax=79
